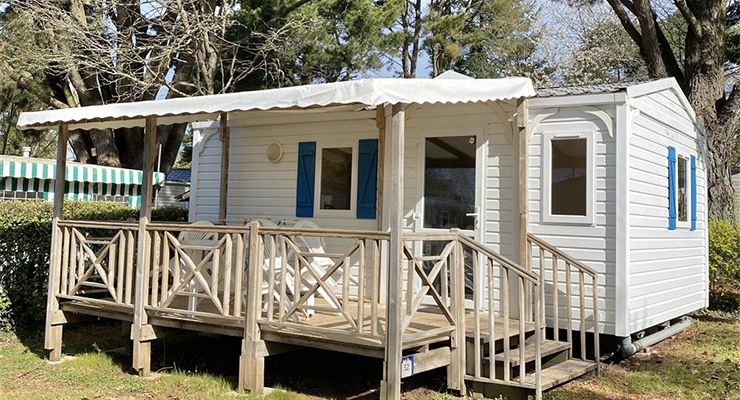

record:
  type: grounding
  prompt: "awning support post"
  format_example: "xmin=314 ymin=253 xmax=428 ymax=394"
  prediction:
xmin=219 ymin=112 xmax=230 ymax=223
xmin=381 ymin=103 xmax=405 ymax=400
xmin=131 ymin=117 xmax=157 ymax=376
xmin=43 ymin=123 xmax=68 ymax=361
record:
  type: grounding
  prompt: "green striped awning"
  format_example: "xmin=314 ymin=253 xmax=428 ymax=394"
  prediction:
xmin=0 ymin=158 xmax=165 ymax=185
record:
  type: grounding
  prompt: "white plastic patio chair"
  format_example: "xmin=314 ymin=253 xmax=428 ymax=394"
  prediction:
xmin=290 ymin=220 xmax=345 ymax=310
xmin=248 ymin=219 xmax=313 ymax=320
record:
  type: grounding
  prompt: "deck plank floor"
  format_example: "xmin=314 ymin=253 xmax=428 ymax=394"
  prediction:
xmin=58 ymin=295 xmax=535 ymax=354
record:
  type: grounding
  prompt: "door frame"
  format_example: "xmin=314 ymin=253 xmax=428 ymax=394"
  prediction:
xmin=411 ymin=126 xmax=488 ymax=307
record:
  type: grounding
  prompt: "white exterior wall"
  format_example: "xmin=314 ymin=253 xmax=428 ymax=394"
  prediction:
xmin=527 ymin=103 xmax=616 ymax=335
xmin=626 ymin=88 xmax=708 ymax=334
xmin=190 ymin=110 xmax=378 ymax=229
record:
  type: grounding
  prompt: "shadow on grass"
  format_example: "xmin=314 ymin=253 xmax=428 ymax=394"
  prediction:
xmin=14 ymin=320 xmax=449 ymax=399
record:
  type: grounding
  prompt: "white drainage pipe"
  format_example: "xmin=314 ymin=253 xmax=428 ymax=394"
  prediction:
xmin=619 ymin=317 xmax=691 ymax=358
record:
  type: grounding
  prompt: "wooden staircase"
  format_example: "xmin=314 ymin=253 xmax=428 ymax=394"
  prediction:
xmin=467 ymin=329 xmax=597 ymax=392
xmin=454 ymin=233 xmax=601 ymax=399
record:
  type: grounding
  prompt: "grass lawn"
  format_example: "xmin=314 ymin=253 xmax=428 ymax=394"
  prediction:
xmin=0 ymin=310 xmax=738 ymax=400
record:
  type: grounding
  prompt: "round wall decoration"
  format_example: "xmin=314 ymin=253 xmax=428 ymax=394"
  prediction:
xmin=267 ymin=142 xmax=284 ymax=163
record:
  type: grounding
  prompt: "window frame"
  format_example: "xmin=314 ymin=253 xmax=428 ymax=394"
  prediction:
xmin=542 ymin=130 xmax=596 ymax=225
xmin=313 ymin=140 xmax=359 ymax=217
xmin=675 ymin=152 xmax=692 ymax=229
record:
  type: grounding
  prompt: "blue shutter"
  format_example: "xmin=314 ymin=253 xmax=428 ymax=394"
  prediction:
xmin=668 ymin=146 xmax=677 ymax=230
xmin=296 ymin=142 xmax=316 ymax=217
xmin=357 ymin=139 xmax=379 ymax=219
xmin=691 ymin=155 xmax=697 ymax=231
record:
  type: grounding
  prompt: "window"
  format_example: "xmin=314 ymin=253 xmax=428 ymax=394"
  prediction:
xmin=319 ymin=147 xmax=353 ymax=211
xmin=543 ymin=131 xmax=594 ymax=224
xmin=423 ymin=136 xmax=477 ymax=230
xmin=677 ymin=156 xmax=689 ymax=223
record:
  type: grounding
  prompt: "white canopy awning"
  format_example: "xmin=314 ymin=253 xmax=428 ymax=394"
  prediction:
xmin=17 ymin=76 xmax=535 ymax=131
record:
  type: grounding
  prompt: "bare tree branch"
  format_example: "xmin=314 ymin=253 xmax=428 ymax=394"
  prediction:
xmin=673 ymin=0 xmax=702 ymax=38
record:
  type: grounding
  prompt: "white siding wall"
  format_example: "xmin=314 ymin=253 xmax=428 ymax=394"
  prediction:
xmin=528 ymin=106 xmax=616 ymax=335
xmin=627 ymin=89 xmax=707 ymax=333
xmin=191 ymin=110 xmax=378 ymax=230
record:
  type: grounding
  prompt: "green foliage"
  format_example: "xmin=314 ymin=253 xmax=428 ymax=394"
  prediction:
xmin=708 ymin=219 xmax=740 ymax=291
xmin=425 ymin=0 xmax=551 ymax=83
xmin=0 ymin=201 xmax=187 ymax=329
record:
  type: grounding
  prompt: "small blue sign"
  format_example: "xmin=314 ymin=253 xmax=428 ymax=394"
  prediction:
xmin=401 ymin=354 xmax=414 ymax=378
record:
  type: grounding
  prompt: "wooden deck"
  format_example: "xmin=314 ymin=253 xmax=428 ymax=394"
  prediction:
xmin=46 ymin=221 xmax=601 ymax=400
xmin=59 ymin=295 xmax=535 ymax=357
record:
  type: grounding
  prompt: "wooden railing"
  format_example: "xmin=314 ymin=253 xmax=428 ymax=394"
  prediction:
xmin=256 ymin=226 xmax=389 ymax=341
xmin=51 ymin=220 xmax=607 ymax=398
xmin=527 ymin=233 xmax=600 ymax=371
xmin=145 ymin=223 xmax=250 ymax=321
xmin=401 ymin=233 xmax=459 ymax=343
xmin=56 ymin=220 xmax=138 ymax=306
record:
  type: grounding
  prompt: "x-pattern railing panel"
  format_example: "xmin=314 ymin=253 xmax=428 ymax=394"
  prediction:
xmin=401 ymin=241 xmax=456 ymax=331
xmin=279 ymin=236 xmax=360 ymax=329
xmin=67 ymin=228 xmax=124 ymax=303
xmin=157 ymin=232 xmax=228 ymax=315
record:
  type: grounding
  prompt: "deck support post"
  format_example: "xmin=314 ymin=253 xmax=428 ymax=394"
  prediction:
xmin=381 ymin=103 xmax=405 ymax=400
xmin=218 ymin=112 xmax=230 ymax=223
xmin=44 ymin=123 xmax=68 ymax=362
xmin=132 ymin=116 xmax=157 ymax=376
xmin=239 ymin=221 xmax=265 ymax=395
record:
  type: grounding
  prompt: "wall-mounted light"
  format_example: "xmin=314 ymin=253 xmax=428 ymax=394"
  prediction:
xmin=267 ymin=142 xmax=284 ymax=163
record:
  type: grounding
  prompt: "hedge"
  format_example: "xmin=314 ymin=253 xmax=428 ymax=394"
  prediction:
xmin=0 ymin=201 xmax=188 ymax=329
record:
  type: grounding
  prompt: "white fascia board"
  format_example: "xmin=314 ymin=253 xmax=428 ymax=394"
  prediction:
xmin=626 ymin=78 xmax=706 ymax=138
xmin=528 ymin=93 xmax=627 ymax=109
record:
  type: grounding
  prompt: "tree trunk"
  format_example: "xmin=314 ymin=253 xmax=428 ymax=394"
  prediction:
xmin=683 ymin=0 xmax=737 ymax=220
xmin=605 ymin=0 xmax=739 ymax=220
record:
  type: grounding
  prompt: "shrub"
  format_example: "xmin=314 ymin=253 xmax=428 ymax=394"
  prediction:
xmin=0 ymin=201 xmax=187 ymax=329
xmin=708 ymin=219 xmax=740 ymax=291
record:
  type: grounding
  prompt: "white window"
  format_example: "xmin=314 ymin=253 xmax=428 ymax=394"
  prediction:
xmin=676 ymin=154 xmax=691 ymax=228
xmin=315 ymin=143 xmax=357 ymax=215
xmin=543 ymin=131 xmax=595 ymax=225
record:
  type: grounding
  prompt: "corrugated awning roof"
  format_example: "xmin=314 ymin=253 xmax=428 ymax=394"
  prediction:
xmin=0 ymin=155 xmax=165 ymax=185
xmin=17 ymin=76 xmax=535 ymax=131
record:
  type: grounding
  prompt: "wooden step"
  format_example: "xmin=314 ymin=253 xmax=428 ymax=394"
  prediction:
xmin=523 ymin=359 xmax=597 ymax=390
xmin=489 ymin=340 xmax=571 ymax=367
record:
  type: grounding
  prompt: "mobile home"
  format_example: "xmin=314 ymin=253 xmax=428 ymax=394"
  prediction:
xmin=189 ymin=77 xmax=707 ymax=341
xmin=17 ymin=74 xmax=707 ymax=399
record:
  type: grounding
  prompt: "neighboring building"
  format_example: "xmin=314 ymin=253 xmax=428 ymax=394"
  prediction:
xmin=0 ymin=154 xmax=165 ymax=207
xmin=155 ymin=167 xmax=190 ymax=208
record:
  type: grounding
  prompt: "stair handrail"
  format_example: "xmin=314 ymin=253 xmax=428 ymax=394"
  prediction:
xmin=457 ymin=233 xmax=539 ymax=283
xmin=526 ymin=234 xmax=597 ymax=278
